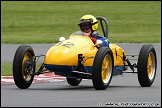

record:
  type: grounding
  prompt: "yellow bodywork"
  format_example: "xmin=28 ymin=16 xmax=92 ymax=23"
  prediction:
xmin=109 ymin=43 xmax=126 ymax=66
xmin=44 ymin=35 xmax=126 ymax=67
xmin=44 ymin=35 xmax=98 ymax=66
xmin=44 ymin=35 xmax=125 ymax=66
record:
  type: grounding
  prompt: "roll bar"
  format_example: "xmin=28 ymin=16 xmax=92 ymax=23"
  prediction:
xmin=96 ymin=16 xmax=108 ymax=38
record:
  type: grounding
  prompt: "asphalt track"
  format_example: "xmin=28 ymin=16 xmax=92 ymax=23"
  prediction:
xmin=1 ymin=43 xmax=161 ymax=107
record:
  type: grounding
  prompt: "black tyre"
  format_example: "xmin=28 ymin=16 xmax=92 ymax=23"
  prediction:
xmin=137 ymin=44 xmax=157 ymax=87
xmin=66 ymin=77 xmax=82 ymax=86
xmin=92 ymin=47 xmax=114 ymax=90
xmin=13 ymin=45 xmax=35 ymax=89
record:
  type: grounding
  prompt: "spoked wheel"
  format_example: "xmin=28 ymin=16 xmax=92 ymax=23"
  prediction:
xmin=66 ymin=77 xmax=82 ymax=86
xmin=92 ymin=47 xmax=114 ymax=90
xmin=137 ymin=44 xmax=157 ymax=87
xmin=13 ymin=45 xmax=35 ymax=89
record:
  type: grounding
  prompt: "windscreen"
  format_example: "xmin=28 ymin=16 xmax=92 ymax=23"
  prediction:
xmin=69 ymin=31 xmax=90 ymax=37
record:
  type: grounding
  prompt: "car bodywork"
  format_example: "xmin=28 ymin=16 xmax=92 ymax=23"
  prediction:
xmin=43 ymin=31 xmax=126 ymax=78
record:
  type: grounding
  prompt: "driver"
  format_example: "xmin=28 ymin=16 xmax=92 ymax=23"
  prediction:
xmin=78 ymin=14 xmax=109 ymax=47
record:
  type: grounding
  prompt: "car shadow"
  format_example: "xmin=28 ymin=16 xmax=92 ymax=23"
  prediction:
xmin=13 ymin=85 xmax=146 ymax=91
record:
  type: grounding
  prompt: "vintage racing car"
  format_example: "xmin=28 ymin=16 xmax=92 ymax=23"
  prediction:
xmin=13 ymin=16 xmax=157 ymax=90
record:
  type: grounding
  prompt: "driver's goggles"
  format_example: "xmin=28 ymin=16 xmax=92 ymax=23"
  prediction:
xmin=81 ymin=23 xmax=91 ymax=29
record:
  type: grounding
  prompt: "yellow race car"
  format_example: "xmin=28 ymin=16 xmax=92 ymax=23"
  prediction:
xmin=13 ymin=16 xmax=157 ymax=90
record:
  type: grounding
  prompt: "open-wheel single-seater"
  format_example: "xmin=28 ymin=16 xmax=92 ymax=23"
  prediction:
xmin=13 ymin=16 xmax=157 ymax=90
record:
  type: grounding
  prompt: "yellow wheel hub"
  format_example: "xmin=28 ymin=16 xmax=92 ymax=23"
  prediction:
xmin=101 ymin=55 xmax=112 ymax=83
xmin=22 ymin=54 xmax=32 ymax=81
xmin=147 ymin=52 xmax=155 ymax=80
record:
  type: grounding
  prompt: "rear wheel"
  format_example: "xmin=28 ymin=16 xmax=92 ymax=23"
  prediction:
xmin=92 ymin=47 xmax=114 ymax=90
xmin=66 ymin=77 xmax=82 ymax=86
xmin=13 ymin=45 xmax=35 ymax=89
xmin=137 ymin=44 xmax=157 ymax=87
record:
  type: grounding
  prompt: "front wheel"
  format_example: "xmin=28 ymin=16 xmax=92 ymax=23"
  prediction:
xmin=13 ymin=45 xmax=35 ymax=89
xmin=137 ymin=44 xmax=157 ymax=87
xmin=92 ymin=47 xmax=114 ymax=90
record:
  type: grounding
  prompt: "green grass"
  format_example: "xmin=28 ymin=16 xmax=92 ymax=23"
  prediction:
xmin=1 ymin=63 xmax=13 ymax=76
xmin=1 ymin=1 xmax=161 ymax=76
xmin=1 ymin=1 xmax=161 ymax=44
